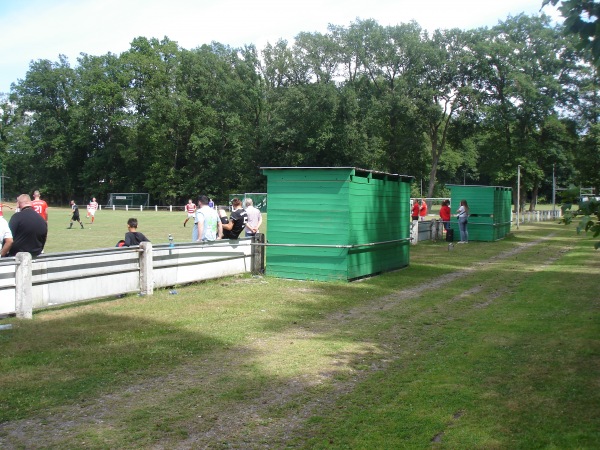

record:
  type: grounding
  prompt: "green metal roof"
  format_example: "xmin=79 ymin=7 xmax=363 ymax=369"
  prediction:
xmin=260 ymin=167 xmax=414 ymax=182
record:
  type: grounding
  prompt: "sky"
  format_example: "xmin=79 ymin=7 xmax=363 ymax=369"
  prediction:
xmin=0 ymin=0 xmax=561 ymax=94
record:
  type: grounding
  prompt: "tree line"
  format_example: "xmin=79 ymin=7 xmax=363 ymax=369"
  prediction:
xmin=0 ymin=13 xmax=598 ymax=207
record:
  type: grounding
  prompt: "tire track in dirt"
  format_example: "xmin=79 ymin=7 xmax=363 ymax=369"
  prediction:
xmin=0 ymin=233 xmax=569 ymax=449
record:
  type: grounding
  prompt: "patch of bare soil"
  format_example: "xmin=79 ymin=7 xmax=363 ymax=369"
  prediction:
xmin=0 ymin=233 xmax=570 ymax=449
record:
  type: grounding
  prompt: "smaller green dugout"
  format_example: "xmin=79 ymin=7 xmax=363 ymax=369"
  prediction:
xmin=448 ymin=185 xmax=512 ymax=242
xmin=261 ymin=167 xmax=413 ymax=281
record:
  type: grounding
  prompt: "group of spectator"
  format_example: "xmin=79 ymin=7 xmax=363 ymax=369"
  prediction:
xmin=1 ymin=192 xmax=263 ymax=257
xmin=127 ymin=195 xmax=262 ymax=248
xmin=411 ymin=198 xmax=428 ymax=221
xmin=188 ymin=195 xmax=262 ymax=242
xmin=0 ymin=192 xmax=48 ymax=258
xmin=414 ymin=198 xmax=470 ymax=243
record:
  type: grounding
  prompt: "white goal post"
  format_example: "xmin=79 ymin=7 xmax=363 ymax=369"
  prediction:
xmin=107 ymin=193 xmax=150 ymax=207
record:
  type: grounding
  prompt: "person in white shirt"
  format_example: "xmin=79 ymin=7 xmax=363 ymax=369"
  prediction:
xmin=244 ymin=198 xmax=262 ymax=237
xmin=196 ymin=195 xmax=221 ymax=242
xmin=0 ymin=215 xmax=13 ymax=257
xmin=183 ymin=199 xmax=196 ymax=227
xmin=87 ymin=197 xmax=99 ymax=223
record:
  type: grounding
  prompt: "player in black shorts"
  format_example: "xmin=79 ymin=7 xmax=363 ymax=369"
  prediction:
xmin=218 ymin=198 xmax=248 ymax=239
xmin=68 ymin=200 xmax=84 ymax=229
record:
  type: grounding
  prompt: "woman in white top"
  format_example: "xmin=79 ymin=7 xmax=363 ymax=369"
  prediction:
xmin=456 ymin=199 xmax=469 ymax=243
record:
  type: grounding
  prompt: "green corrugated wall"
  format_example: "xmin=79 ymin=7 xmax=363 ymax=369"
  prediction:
xmin=262 ymin=168 xmax=411 ymax=281
xmin=449 ymin=185 xmax=512 ymax=242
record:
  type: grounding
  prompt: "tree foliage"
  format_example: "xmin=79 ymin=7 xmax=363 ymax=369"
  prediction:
xmin=543 ymin=0 xmax=600 ymax=66
xmin=0 ymin=14 xmax=596 ymax=208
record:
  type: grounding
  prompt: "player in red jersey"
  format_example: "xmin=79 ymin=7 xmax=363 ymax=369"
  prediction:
xmin=183 ymin=199 xmax=196 ymax=227
xmin=87 ymin=197 xmax=99 ymax=223
xmin=31 ymin=190 xmax=48 ymax=222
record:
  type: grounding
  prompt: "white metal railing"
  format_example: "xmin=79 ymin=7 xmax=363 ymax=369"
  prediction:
xmin=2 ymin=239 xmax=254 ymax=319
xmin=410 ymin=210 xmax=561 ymax=244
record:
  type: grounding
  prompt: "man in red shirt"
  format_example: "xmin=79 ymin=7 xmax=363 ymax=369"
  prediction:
xmin=439 ymin=199 xmax=451 ymax=231
xmin=411 ymin=199 xmax=420 ymax=221
xmin=31 ymin=190 xmax=48 ymax=222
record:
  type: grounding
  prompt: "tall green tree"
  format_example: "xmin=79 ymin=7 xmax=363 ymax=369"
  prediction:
xmin=10 ymin=55 xmax=78 ymax=201
xmin=75 ymin=52 xmax=132 ymax=201
xmin=543 ymin=0 xmax=600 ymax=66
xmin=470 ymin=15 xmax=576 ymax=207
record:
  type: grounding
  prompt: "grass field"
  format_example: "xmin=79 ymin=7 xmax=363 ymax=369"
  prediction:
xmin=0 ymin=219 xmax=598 ymax=448
xmin=2 ymin=206 xmax=268 ymax=254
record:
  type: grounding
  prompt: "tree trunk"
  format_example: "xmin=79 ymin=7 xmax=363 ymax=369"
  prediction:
xmin=529 ymin=182 xmax=539 ymax=211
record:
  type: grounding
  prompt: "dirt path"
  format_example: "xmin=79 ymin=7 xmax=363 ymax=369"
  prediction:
xmin=0 ymin=233 xmax=570 ymax=449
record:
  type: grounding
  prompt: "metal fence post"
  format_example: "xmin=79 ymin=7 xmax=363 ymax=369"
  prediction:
xmin=252 ymin=233 xmax=265 ymax=274
xmin=139 ymin=242 xmax=154 ymax=296
xmin=15 ymin=252 xmax=33 ymax=319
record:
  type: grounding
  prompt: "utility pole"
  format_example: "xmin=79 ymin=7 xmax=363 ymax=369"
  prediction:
xmin=517 ymin=165 xmax=521 ymax=229
xmin=552 ymin=163 xmax=556 ymax=217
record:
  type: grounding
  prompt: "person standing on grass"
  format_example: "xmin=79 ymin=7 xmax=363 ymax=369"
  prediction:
xmin=456 ymin=199 xmax=469 ymax=243
xmin=183 ymin=199 xmax=196 ymax=227
xmin=244 ymin=198 xmax=262 ymax=237
xmin=196 ymin=195 xmax=220 ymax=241
xmin=8 ymin=194 xmax=47 ymax=257
xmin=68 ymin=200 xmax=84 ymax=229
xmin=411 ymin=199 xmax=420 ymax=222
xmin=419 ymin=198 xmax=428 ymax=221
xmin=439 ymin=199 xmax=451 ymax=231
xmin=87 ymin=197 xmax=98 ymax=223
xmin=31 ymin=190 xmax=48 ymax=222
xmin=124 ymin=218 xmax=150 ymax=247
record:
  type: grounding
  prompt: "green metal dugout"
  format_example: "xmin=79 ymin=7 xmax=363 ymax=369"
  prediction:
xmin=261 ymin=167 xmax=413 ymax=281
xmin=448 ymin=185 xmax=512 ymax=241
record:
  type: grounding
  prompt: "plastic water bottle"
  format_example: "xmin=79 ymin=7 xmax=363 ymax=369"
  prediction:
xmin=168 ymin=234 xmax=174 ymax=248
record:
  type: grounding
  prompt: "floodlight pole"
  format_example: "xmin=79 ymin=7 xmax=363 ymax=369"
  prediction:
xmin=517 ymin=165 xmax=521 ymax=229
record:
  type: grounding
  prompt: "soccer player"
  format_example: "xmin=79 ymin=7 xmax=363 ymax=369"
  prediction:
xmin=31 ymin=190 xmax=48 ymax=222
xmin=183 ymin=199 xmax=196 ymax=227
xmin=68 ymin=200 xmax=84 ymax=229
xmin=87 ymin=197 xmax=99 ymax=223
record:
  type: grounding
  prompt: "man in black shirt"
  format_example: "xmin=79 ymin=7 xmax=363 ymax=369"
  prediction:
xmin=219 ymin=198 xmax=248 ymax=239
xmin=68 ymin=200 xmax=84 ymax=229
xmin=8 ymin=194 xmax=48 ymax=257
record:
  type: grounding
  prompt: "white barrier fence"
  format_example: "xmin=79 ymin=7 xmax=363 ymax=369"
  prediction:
xmin=1 ymin=238 xmax=257 ymax=319
xmin=410 ymin=210 xmax=562 ymax=244
xmin=513 ymin=209 xmax=562 ymax=224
